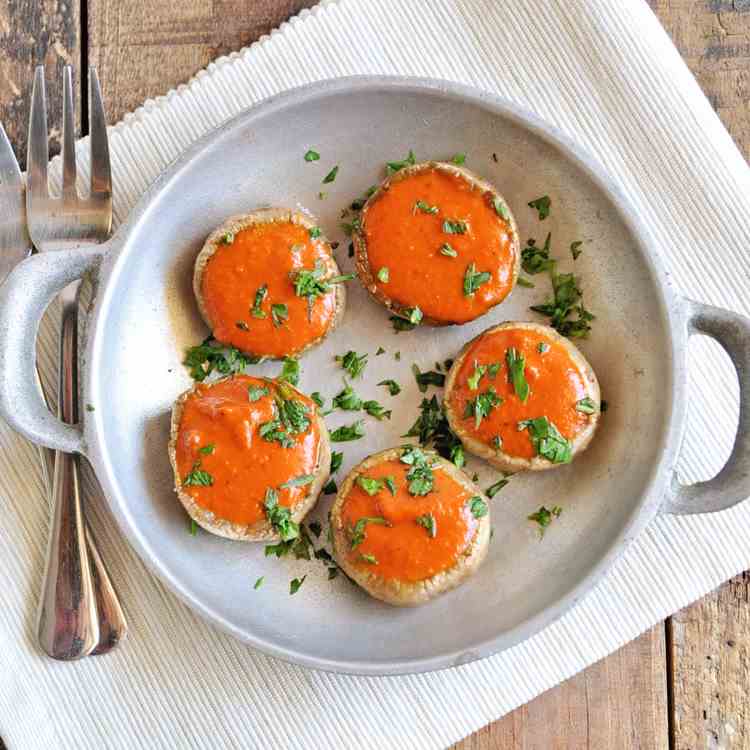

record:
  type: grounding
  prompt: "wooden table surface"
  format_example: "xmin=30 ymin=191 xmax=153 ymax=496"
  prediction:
xmin=0 ymin=1 xmax=748 ymax=748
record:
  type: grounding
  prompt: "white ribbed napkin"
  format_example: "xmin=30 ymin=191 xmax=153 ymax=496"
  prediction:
xmin=2 ymin=1 xmax=748 ymax=747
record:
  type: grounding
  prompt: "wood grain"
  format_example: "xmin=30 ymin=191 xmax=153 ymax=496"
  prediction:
xmin=455 ymin=627 xmax=669 ymax=749
xmin=668 ymin=577 xmax=750 ymax=749
xmin=87 ymin=0 xmax=317 ymax=124
xmin=0 ymin=0 xmax=81 ymax=168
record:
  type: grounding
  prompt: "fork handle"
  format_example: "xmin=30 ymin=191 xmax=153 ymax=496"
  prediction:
xmin=35 ymin=365 xmax=127 ymax=656
xmin=36 ymin=300 xmax=99 ymax=659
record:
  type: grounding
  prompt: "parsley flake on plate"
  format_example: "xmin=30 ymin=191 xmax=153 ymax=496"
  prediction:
xmin=386 ymin=149 xmax=416 ymax=174
xmin=528 ymin=195 xmax=551 ymax=220
xmin=304 ymin=149 xmax=320 ymax=162
xmin=468 ymin=496 xmax=489 ymax=518
xmin=528 ymin=505 xmax=562 ymax=538
xmin=412 ymin=363 xmax=446 ymax=393
xmin=323 ymin=165 xmax=339 ymax=184
xmin=377 ymin=379 xmax=401 ymax=396
xmin=336 ymin=350 xmax=368 ymax=379
xmin=330 ymin=420 xmax=365 ymax=442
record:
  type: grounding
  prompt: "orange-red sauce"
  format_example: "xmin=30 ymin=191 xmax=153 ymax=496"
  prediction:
xmin=448 ymin=327 xmax=590 ymax=459
xmin=201 ymin=221 xmax=338 ymax=358
xmin=340 ymin=459 xmax=478 ymax=582
xmin=175 ymin=375 xmax=320 ymax=526
xmin=362 ymin=168 xmax=517 ymax=323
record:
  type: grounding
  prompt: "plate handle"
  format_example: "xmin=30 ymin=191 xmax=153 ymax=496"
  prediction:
xmin=663 ymin=299 xmax=750 ymax=515
xmin=0 ymin=247 xmax=105 ymax=455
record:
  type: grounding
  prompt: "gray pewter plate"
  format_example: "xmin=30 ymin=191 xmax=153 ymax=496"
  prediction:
xmin=3 ymin=78 xmax=750 ymax=675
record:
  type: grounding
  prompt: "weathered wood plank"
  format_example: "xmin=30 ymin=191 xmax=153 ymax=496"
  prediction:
xmin=668 ymin=577 xmax=750 ymax=749
xmin=649 ymin=0 xmax=750 ymax=156
xmin=87 ymin=0 xmax=317 ymax=125
xmin=454 ymin=626 xmax=669 ymax=749
xmin=0 ymin=0 xmax=81 ymax=167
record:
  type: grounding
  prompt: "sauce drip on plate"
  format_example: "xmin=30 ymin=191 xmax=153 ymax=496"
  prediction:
xmin=448 ymin=327 xmax=590 ymax=459
xmin=340 ymin=459 xmax=477 ymax=582
xmin=201 ymin=221 xmax=338 ymax=358
xmin=175 ymin=375 xmax=320 ymax=526
xmin=362 ymin=167 xmax=517 ymax=323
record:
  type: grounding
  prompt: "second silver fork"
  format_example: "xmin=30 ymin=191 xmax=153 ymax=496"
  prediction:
xmin=27 ymin=65 xmax=126 ymax=659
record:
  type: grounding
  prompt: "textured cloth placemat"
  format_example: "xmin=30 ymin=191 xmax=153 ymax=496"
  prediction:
xmin=1 ymin=1 xmax=749 ymax=747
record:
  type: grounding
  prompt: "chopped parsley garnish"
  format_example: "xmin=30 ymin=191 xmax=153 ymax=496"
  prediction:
xmin=463 ymin=263 xmax=492 ymax=296
xmin=198 ymin=444 xmax=215 ymax=455
xmin=403 ymin=395 xmax=463 ymax=467
xmin=518 ymin=417 xmax=572 ymax=464
xmin=390 ymin=306 xmax=423 ymax=332
xmin=440 ymin=243 xmax=458 ymax=257
xmin=376 ymin=346 xmax=386 ymax=356
xmin=183 ymin=461 xmax=213 ymax=487
xmin=259 ymin=388 xmax=311 ymax=448
xmin=414 ymin=200 xmax=439 ymax=214
xmin=537 ymin=342 xmax=550 ymax=354
xmin=309 ymin=226 xmax=322 ymax=240
xmin=359 ymin=553 xmax=378 ymax=565
xmin=254 ymin=576 xmax=264 ymax=589
xmin=279 ymin=357 xmax=299 ymax=385
xmin=528 ymin=195 xmax=551 ymax=220
xmin=576 ymin=397 xmax=598 ymax=414
xmin=377 ymin=379 xmax=401 ymax=396
xmin=469 ymin=496 xmax=489 ymax=518
xmin=571 ymin=241 xmax=583 ymax=260
xmin=530 ymin=270 xmax=594 ymax=338
xmin=263 ymin=487 xmax=300 ymax=542
xmin=395 ymin=351 xmax=401 ymax=360
xmin=356 ymin=476 xmax=384 ymax=496
xmin=451 ymin=153 xmax=466 ymax=165
xmin=348 ymin=516 xmax=390 ymax=548
xmin=377 ymin=267 xmax=390 ymax=283
xmin=412 ymin=363 xmax=446 ymax=393
xmin=467 ymin=361 xmax=487 ymax=391
xmin=183 ymin=337 xmax=258 ymax=381
xmin=521 ymin=234 xmax=553 ymax=275
xmin=292 ymin=262 xmax=354 ymax=319
xmin=310 ymin=391 xmax=324 ymax=408
xmin=506 ymin=348 xmax=530 ymax=403
xmin=528 ymin=505 xmax=562 ymax=537
xmin=443 ymin=219 xmax=468 ymax=235
xmin=330 ymin=421 xmax=365 ymax=442
xmin=279 ymin=474 xmax=315 ymax=489
xmin=290 ymin=576 xmax=307 ymax=594
xmin=336 ymin=350 xmax=368 ymax=379
xmin=304 ymin=149 xmax=320 ymax=162
xmin=415 ymin=513 xmax=437 ymax=538
xmin=323 ymin=479 xmax=337 ymax=495
xmin=271 ymin=303 xmax=288 ymax=327
xmin=385 ymin=476 xmax=397 ymax=495
xmin=465 ymin=387 xmax=503 ymax=428
xmin=517 ymin=277 xmax=535 ymax=289
xmin=386 ymin=149 xmax=416 ymax=174
xmin=322 ymin=165 xmax=339 ymax=184
xmin=332 ymin=383 xmax=363 ymax=411
xmin=221 ymin=232 xmax=234 ymax=244
xmin=340 ymin=218 xmax=361 ymax=236
xmin=487 ymin=362 xmax=501 ymax=378
xmin=491 ymin=435 xmax=502 ymax=450
xmin=330 ymin=451 xmax=343 ymax=474
xmin=189 ymin=518 xmax=198 ymax=536
xmin=492 ymin=196 xmax=510 ymax=220
xmin=236 ymin=321 xmax=249 ymax=331
xmin=248 ymin=384 xmax=270 ymax=401
xmin=363 ymin=400 xmax=391 ymax=420
xmin=400 ymin=446 xmax=435 ymax=496
xmin=251 ymin=285 xmax=268 ymax=318
xmin=486 ymin=478 xmax=509 ymax=497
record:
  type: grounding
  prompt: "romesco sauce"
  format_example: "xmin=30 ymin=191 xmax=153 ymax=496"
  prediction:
xmin=448 ymin=327 xmax=590 ymax=459
xmin=175 ymin=375 xmax=320 ymax=526
xmin=340 ymin=458 xmax=478 ymax=582
xmin=201 ymin=220 xmax=338 ymax=358
xmin=360 ymin=165 xmax=518 ymax=324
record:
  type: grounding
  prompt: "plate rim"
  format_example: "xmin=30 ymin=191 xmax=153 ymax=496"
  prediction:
xmin=85 ymin=75 xmax=686 ymax=675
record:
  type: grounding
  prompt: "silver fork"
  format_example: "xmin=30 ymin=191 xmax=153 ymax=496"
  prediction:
xmin=27 ymin=65 xmax=126 ymax=659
